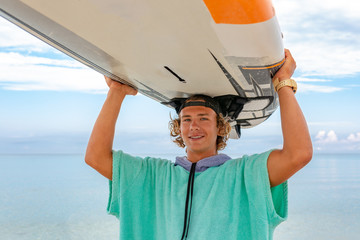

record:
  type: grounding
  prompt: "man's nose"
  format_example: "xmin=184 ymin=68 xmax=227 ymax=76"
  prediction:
xmin=190 ymin=119 xmax=199 ymax=130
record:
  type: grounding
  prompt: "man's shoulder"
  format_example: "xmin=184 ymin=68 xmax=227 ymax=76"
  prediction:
xmin=240 ymin=150 xmax=274 ymax=161
xmin=113 ymin=150 xmax=175 ymax=167
xmin=221 ymin=150 xmax=274 ymax=168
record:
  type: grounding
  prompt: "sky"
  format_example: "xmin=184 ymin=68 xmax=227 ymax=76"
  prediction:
xmin=0 ymin=0 xmax=360 ymax=155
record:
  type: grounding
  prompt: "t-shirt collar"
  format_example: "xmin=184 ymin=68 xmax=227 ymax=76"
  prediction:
xmin=175 ymin=154 xmax=231 ymax=172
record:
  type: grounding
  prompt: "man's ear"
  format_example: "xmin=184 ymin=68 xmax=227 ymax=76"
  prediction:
xmin=217 ymin=126 xmax=225 ymax=137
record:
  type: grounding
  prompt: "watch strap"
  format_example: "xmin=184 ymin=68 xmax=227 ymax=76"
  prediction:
xmin=273 ymin=78 xmax=297 ymax=93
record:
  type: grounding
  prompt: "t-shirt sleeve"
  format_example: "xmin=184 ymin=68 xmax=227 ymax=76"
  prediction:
xmin=244 ymin=150 xmax=288 ymax=227
xmin=107 ymin=150 xmax=144 ymax=219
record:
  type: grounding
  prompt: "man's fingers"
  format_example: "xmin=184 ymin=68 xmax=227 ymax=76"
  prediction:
xmin=128 ymin=86 xmax=138 ymax=96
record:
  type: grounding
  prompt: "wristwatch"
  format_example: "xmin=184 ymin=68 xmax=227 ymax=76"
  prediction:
xmin=273 ymin=78 xmax=297 ymax=93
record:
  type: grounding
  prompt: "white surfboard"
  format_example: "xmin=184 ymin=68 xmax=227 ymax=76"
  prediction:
xmin=0 ymin=0 xmax=284 ymax=138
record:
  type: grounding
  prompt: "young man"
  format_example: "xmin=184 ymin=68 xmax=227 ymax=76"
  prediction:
xmin=85 ymin=49 xmax=312 ymax=240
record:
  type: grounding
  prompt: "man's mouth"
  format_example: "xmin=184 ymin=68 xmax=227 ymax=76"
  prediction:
xmin=189 ymin=135 xmax=204 ymax=139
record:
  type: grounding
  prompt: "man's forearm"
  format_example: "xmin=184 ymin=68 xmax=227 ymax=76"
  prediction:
xmin=278 ymin=86 xmax=312 ymax=161
xmin=85 ymin=88 xmax=127 ymax=179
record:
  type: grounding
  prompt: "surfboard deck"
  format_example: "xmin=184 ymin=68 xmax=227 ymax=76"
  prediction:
xmin=0 ymin=0 xmax=284 ymax=138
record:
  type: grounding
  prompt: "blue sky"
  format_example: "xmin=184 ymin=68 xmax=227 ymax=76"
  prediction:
xmin=1 ymin=0 xmax=360 ymax=155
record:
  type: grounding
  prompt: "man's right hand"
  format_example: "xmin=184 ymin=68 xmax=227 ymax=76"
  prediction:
xmin=104 ymin=76 xmax=138 ymax=96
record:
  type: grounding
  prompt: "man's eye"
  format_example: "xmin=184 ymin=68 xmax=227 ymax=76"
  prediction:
xmin=200 ymin=117 xmax=209 ymax=121
xmin=183 ymin=119 xmax=191 ymax=122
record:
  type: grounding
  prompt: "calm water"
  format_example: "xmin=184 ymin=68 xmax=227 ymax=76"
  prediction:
xmin=0 ymin=153 xmax=359 ymax=240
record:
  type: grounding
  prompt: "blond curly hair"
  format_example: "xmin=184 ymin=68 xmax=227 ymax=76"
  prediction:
xmin=169 ymin=97 xmax=231 ymax=151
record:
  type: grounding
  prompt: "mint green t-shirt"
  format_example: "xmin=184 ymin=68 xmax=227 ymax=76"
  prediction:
xmin=107 ymin=150 xmax=287 ymax=240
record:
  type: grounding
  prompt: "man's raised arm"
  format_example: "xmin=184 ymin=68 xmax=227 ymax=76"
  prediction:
xmin=267 ymin=49 xmax=313 ymax=187
xmin=85 ymin=76 xmax=137 ymax=180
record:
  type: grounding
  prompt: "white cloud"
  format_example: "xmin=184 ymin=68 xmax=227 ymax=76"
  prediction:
xmin=295 ymin=77 xmax=344 ymax=93
xmin=290 ymin=43 xmax=360 ymax=77
xmin=313 ymin=130 xmax=360 ymax=152
xmin=0 ymin=18 xmax=108 ymax=92
xmin=315 ymin=130 xmax=338 ymax=143
xmin=0 ymin=52 xmax=107 ymax=92
xmin=0 ymin=17 xmax=53 ymax=52
xmin=296 ymin=77 xmax=331 ymax=83
xmin=326 ymin=131 xmax=338 ymax=142
xmin=315 ymin=130 xmax=326 ymax=140
xmin=347 ymin=133 xmax=360 ymax=142
xmin=0 ymin=52 xmax=82 ymax=68
xmin=274 ymin=0 xmax=360 ymax=28
xmin=297 ymin=83 xmax=344 ymax=93
xmin=274 ymin=0 xmax=360 ymax=77
xmin=296 ymin=76 xmax=346 ymax=93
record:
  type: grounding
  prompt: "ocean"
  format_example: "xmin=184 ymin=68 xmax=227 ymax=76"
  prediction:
xmin=0 ymin=153 xmax=359 ymax=240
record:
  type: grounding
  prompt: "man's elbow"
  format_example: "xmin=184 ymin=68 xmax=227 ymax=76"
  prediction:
xmin=84 ymin=149 xmax=113 ymax=180
xmin=294 ymin=144 xmax=313 ymax=168
xmin=85 ymin=152 xmax=96 ymax=168
xmin=84 ymin=147 xmax=100 ymax=169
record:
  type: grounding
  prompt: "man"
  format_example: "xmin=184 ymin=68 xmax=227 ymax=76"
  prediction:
xmin=85 ymin=49 xmax=312 ymax=239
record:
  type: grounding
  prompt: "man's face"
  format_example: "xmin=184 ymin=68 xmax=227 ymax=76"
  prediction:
xmin=179 ymin=105 xmax=219 ymax=158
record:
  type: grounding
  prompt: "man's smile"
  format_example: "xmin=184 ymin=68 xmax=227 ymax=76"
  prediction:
xmin=188 ymin=135 xmax=204 ymax=140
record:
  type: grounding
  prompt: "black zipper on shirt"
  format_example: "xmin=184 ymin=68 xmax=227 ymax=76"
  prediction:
xmin=181 ymin=162 xmax=197 ymax=240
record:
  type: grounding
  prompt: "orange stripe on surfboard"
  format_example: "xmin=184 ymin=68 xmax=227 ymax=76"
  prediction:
xmin=242 ymin=58 xmax=285 ymax=70
xmin=203 ymin=0 xmax=275 ymax=24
